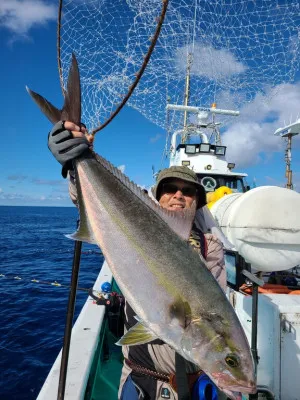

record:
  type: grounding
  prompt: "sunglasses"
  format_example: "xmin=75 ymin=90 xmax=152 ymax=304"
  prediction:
xmin=161 ymin=183 xmax=198 ymax=197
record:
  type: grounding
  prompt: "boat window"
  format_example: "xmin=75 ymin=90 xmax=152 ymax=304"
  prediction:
xmin=197 ymin=174 xmax=246 ymax=193
xmin=200 ymin=176 xmax=217 ymax=192
xmin=225 ymin=179 xmax=245 ymax=193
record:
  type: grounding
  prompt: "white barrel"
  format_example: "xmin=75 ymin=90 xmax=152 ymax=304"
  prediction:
xmin=210 ymin=186 xmax=300 ymax=271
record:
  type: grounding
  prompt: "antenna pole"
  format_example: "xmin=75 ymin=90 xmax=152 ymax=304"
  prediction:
xmin=211 ymin=103 xmax=222 ymax=145
xmin=182 ymin=53 xmax=192 ymax=143
xmin=285 ymin=134 xmax=293 ymax=189
xmin=274 ymin=120 xmax=300 ymax=190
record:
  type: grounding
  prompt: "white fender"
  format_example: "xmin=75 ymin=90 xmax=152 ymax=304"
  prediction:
xmin=210 ymin=186 xmax=300 ymax=271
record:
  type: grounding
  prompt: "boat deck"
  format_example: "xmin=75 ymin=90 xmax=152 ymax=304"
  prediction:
xmin=85 ymin=283 xmax=124 ymax=400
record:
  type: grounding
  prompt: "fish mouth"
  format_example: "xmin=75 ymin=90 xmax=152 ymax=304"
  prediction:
xmin=221 ymin=389 xmax=243 ymax=400
xmin=211 ymin=372 xmax=256 ymax=395
xmin=219 ymin=386 xmax=256 ymax=400
xmin=219 ymin=384 xmax=256 ymax=394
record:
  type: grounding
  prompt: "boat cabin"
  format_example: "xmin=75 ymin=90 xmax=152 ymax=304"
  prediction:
xmin=169 ymin=138 xmax=248 ymax=194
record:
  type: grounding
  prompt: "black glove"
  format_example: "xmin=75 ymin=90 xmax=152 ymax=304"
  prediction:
xmin=48 ymin=121 xmax=89 ymax=177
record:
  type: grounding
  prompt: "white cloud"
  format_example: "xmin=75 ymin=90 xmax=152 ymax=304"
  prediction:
xmin=149 ymin=133 xmax=162 ymax=143
xmin=117 ymin=165 xmax=126 ymax=173
xmin=263 ymin=173 xmax=300 ymax=193
xmin=176 ymin=43 xmax=247 ymax=80
xmin=0 ymin=0 xmax=56 ymax=35
xmin=0 ymin=189 xmax=72 ymax=206
xmin=32 ymin=178 xmax=67 ymax=186
xmin=292 ymin=171 xmax=300 ymax=193
xmin=7 ymin=174 xmax=27 ymax=181
xmin=0 ymin=191 xmax=25 ymax=200
xmin=222 ymin=82 xmax=300 ymax=167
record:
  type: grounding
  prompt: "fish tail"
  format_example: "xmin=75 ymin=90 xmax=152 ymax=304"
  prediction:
xmin=26 ymin=53 xmax=82 ymax=125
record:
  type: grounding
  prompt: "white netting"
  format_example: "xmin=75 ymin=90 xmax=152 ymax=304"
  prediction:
xmin=59 ymin=0 xmax=165 ymax=131
xmin=59 ymin=0 xmax=300 ymax=133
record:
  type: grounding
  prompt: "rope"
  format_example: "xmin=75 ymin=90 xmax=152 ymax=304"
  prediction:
xmin=2 ymin=249 xmax=102 ymax=255
xmin=0 ymin=274 xmax=90 ymax=292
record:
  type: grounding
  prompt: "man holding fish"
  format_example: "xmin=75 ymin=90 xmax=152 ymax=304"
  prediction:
xmin=47 ymin=120 xmax=252 ymax=400
xmin=27 ymin=55 xmax=255 ymax=399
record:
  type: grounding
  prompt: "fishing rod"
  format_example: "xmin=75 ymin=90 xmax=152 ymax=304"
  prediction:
xmin=57 ymin=240 xmax=82 ymax=400
xmin=56 ymin=240 xmax=115 ymax=399
xmin=0 ymin=273 xmax=90 ymax=292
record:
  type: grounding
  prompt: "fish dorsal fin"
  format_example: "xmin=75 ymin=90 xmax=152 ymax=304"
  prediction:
xmin=66 ymin=166 xmax=97 ymax=244
xmin=92 ymin=152 xmax=196 ymax=241
xmin=116 ymin=321 xmax=157 ymax=346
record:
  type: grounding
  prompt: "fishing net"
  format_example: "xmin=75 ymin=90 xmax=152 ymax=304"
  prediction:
xmin=58 ymin=0 xmax=168 ymax=133
xmin=58 ymin=0 xmax=300 ymax=134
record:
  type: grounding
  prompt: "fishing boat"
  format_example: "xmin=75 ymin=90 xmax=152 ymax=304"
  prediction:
xmin=35 ymin=1 xmax=300 ymax=399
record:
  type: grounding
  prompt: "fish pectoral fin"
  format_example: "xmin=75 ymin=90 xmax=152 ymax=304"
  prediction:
xmin=169 ymin=297 xmax=192 ymax=328
xmin=116 ymin=322 xmax=157 ymax=346
xmin=65 ymin=164 xmax=97 ymax=245
xmin=65 ymin=232 xmax=97 ymax=245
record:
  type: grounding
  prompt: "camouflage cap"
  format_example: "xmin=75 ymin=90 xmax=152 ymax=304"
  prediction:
xmin=152 ymin=166 xmax=206 ymax=208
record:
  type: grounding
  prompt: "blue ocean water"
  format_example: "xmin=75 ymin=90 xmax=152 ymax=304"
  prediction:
xmin=0 ymin=206 xmax=104 ymax=400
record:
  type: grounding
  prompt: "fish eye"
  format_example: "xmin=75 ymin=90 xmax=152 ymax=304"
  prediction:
xmin=225 ymin=354 xmax=240 ymax=368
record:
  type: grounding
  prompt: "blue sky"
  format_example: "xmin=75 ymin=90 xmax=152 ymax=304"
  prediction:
xmin=0 ymin=0 xmax=167 ymax=206
xmin=0 ymin=0 xmax=299 ymax=207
